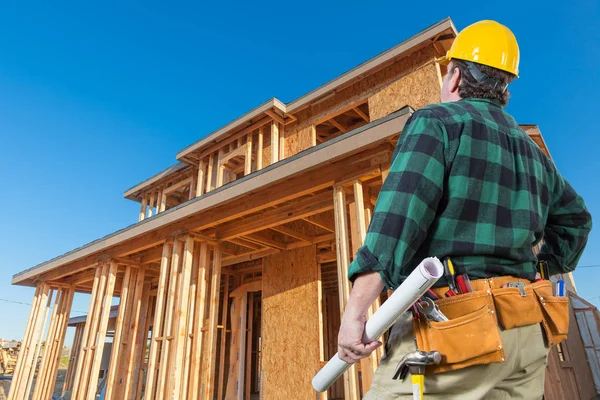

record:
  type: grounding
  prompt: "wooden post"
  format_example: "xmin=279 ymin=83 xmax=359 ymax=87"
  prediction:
xmin=156 ymin=239 xmax=183 ymax=398
xmin=135 ymin=289 xmax=153 ymax=400
xmin=171 ymin=236 xmax=195 ymax=399
xmin=86 ymin=262 xmax=117 ymax=400
xmin=245 ymin=293 xmax=254 ymax=400
xmin=105 ymin=265 xmax=132 ymax=400
xmin=245 ymin=133 xmax=253 ymax=176
xmin=159 ymin=189 xmax=167 ymax=213
xmin=270 ymin=121 xmax=279 ymax=165
xmin=31 ymin=288 xmax=62 ymax=400
xmin=333 ymin=185 xmax=360 ymax=400
xmin=147 ymin=192 xmax=156 ymax=218
xmin=317 ymin=263 xmax=328 ymax=400
xmin=217 ymin=274 xmax=230 ymax=400
xmin=8 ymin=285 xmax=41 ymax=399
xmin=217 ymin=149 xmax=226 ymax=188
xmin=8 ymin=284 xmax=50 ymax=400
xmin=190 ymin=243 xmax=210 ymax=400
xmin=197 ymin=159 xmax=207 ymax=197
xmin=257 ymin=128 xmax=263 ymax=171
xmin=204 ymin=244 xmax=222 ymax=399
xmin=73 ymin=264 xmax=108 ymax=400
xmin=206 ymin=153 xmax=214 ymax=193
xmin=182 ymin=250 xmax=199 ymax=399
xmin=35 ymin=286 xmax=74 ymax=400
xmin=121 ymin=267 xmax=146 ymax=400
xmin=24 ymin=288 xmax=53 ymax=400
xmin=64 ymin=322 xmax=84 ymax=393
xmin=279 ymin=122 xmax=285 ymax=160
xmin=145 ymin=242 xmax=172 ymax=400
xmin=350 ymin=180 xmax=378 ymax=392
xmin=139 ymin=195 xmax=148 ymax=222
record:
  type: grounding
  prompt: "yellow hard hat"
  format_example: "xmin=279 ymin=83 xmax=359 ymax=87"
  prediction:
xmin=436 ymin=20 xmax=520 ymax=77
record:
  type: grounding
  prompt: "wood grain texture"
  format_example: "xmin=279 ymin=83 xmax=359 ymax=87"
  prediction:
xmin=284 ymin=125 xmax=316 ymax=158
xmin=262 ymin=246 xmax=321 ymax=400
xmin=368 ymin=63 xmax=441 ymax=121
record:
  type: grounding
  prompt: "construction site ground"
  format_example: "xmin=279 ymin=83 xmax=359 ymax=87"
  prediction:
xmin=0 ymin=369 xmax=66 ymax=400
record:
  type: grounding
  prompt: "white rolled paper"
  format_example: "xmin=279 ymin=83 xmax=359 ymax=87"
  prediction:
xmin=312 ymin=257 xmax=444 ymax=393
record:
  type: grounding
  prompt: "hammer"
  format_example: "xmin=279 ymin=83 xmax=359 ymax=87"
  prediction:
xmin=392 ymin=350 xmax=442 ymax=400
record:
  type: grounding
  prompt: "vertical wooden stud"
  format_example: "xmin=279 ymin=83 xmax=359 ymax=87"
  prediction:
xmin=310 ymin=125 xmax=317 ymax=147
xmin=217 ymin=274 xmax=230 ymax=400
xmin=121 ymin=268 xmax=146 ymax=400
xmin=245 ymin=293 xmax=254 ymax=400
xmin=190 ymin=243 xmax=210 ymax=400
xmin=147 ymin=192 xmax=156 ymax=218
xmin=279 ymin=122 xmax=285 ymax=160
xmin=270 ymin=121 xmax=279 ymax=165
xmin=205 ymin=153 xmax=214 ymax=193
xmin=171 ymin=236 xmax=195 ymax=399
xmin=156 ymin=239 xmax=183 ymax=398
xmin=204 ymin=244 xmax=222 ymax=399
xmin=245 ymin=133 xmax=253 ymax=176
xmin=196 ymin=159 xmax=207 ymax=197
xmin=333 ymin=185 xmax=359 ymax=400
xmin=139 ymin=195 xmax=148 ymax=222
xmin=85 ymin=262 xmax=117 ymax=400
xmin=257 ymin=128 xmax=263 ymax=171
xmin=145 ymin=242 xmax=173 ymax=400
xmin=105 ymin=265 xmax=132 ymax=400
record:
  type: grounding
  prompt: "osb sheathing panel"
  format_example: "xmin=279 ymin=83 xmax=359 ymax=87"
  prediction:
xmin=368 ymin=63 xmax=442 ymax=121
xmin=262 ymin=245 xmax=320 ymax=399
xmin=287 ymin=45 xmax=436 ymax=132
xmin=285 ymin=125 xmax=315 ymax=158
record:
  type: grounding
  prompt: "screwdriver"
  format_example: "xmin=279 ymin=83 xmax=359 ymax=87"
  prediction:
xmin=443 ymin=258 xmax=458 ymax=297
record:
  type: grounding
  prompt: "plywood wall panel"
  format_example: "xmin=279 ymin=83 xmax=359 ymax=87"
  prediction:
xmin=285 ymin=125 xmax=316 ymax=158
xmin=262 ymin=246 xmax=320 ymax=399
xmin=368 ymin=63 xmax=442 ymax=121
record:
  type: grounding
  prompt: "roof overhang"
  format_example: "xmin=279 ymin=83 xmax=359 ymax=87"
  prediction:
xmin=124 ymin=162 xmax=189 ymax=201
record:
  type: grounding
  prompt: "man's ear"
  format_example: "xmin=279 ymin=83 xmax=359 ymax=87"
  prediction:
xmin=449 ymin=67 xmax=461 ymax=94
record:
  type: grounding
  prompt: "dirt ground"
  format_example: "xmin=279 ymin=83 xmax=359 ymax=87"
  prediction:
xmin=0 ymin=369 xmax=66 ymax=400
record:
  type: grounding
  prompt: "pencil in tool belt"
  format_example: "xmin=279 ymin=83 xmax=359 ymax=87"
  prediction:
xmin=455 ymin=274 xmax=473 ymax=294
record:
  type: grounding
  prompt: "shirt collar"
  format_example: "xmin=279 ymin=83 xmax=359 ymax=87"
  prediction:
xmin=463 ymin=98 xmax=503 ymax=108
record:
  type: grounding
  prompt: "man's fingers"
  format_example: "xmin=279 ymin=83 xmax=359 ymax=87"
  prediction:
xmin=364 ymin=340 xmax=382 ymax=353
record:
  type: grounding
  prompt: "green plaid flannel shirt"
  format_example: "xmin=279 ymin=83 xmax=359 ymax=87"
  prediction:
xmin=349 ymin=98 xmax=592 ymax=289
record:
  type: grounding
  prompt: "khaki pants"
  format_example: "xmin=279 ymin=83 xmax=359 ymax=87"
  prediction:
xmin=364 ymin=313 xmax=550 ymax=400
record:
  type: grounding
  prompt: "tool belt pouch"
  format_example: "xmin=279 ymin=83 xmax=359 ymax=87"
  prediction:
xmin=491 ymin=283 xmax=543 ymax=330
xmin=532 ymin=280 xmax=570 ymax=346
xmin=412 ymin=291 xmax=505 ymax=375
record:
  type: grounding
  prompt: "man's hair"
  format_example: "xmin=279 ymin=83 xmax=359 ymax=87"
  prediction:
xmin=450 ymin=59 xmax=516 ymax=106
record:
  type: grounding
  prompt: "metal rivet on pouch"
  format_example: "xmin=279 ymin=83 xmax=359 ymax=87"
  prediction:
xmin=498 ymin=345 xmax=503 ymax=349
xmin=501 ymin=358 xmax=505 ymax=362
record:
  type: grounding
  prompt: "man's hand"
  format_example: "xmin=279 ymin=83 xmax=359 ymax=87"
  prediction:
xmin=337 ymin=312 xmax=382 ymax=363
xmin=336 ymin=271 xmax=385 ymax=363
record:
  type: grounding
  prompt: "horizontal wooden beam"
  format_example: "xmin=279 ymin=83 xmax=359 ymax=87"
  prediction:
xmin=221 ymin=249 xmax=279 ymax=267
xmin=353 ymin=107 xmax=370 ymax=122
xmin=163 ymin=177 xmax=193 ymax=195
xmin=269 ymin=226 xmax=313 ymax=243
xmin=216 ymin=190 xmax=333 ymax=240
xmin=242 ymin=233 xmax=287 ymax=250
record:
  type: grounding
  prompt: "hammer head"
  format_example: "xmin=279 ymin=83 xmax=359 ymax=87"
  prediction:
xmin=392 ymin=350 xmax=442 ymax=380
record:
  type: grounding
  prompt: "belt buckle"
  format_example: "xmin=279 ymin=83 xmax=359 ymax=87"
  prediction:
xmin=507 ymin=282 xmax=526 ymax=297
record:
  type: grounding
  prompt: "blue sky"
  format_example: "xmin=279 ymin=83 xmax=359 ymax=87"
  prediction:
xmin=0 ymin=0 xmax=599 ymax=344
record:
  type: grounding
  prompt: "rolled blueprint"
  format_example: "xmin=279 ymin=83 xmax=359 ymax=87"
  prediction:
xmin=312 ymin=257 xmax=444 ymax=393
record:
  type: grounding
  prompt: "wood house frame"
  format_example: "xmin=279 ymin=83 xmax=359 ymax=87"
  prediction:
xmin=8 ymin=17 xmax=574 ymax=400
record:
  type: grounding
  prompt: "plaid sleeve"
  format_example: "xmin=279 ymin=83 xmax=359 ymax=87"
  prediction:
xmin=348 ymin=109 xmax=447 ymax=289
xmin=537 ymin=176 xmax=592 ymax=275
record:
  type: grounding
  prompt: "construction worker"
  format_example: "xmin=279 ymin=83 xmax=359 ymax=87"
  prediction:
xmin=337 ymin=20 xmax=592 ymax=399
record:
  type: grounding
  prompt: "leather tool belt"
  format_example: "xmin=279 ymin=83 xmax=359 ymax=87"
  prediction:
xmin=412 ymin=276 xmax=569 ymax=375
